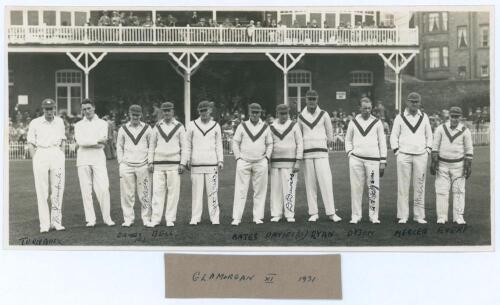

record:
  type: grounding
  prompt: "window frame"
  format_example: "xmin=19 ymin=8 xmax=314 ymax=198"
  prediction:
xmin=457 ymin=26 xmax=469 ymax=49
xmin=479 ymin=25 xmax=489 ymax=48
xmin=349 ymin=70 xmax=373 ymax=87
xmin=480 ymin=65 xmax=489 ymax=78
xmin=429 ymin=47 xmax=440 ymax=69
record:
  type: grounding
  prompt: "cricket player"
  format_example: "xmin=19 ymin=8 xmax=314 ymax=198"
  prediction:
xmin=345 ymin=97 xmax=387 ymax=224
xmin=27 ymin=98 xmax=66 ymax=233
xmin=430 ymin=106 xmax=473 ymax=224
xmin=185 ymin=101 xmax=224 ymax=225
xmin=298 ymin=90 xmax=342 ymax=222
xmin=269 ymin=104 xmax=303 ymax=222
xmin=116 ymin=105 xmax=152 ymax=227
xmin=74 ymin=98 xmax=115 ymax=227
xmin=147 ymin=102 xmax=187 ymax=227
xmin=231 ymin=103 xmax=273 ymax=226
xmin=390 ymin=92 xmax=433 ymax=224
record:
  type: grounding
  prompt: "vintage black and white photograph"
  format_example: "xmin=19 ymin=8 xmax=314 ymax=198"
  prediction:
xmin=4 ymin=6 xmax=493 ymax=249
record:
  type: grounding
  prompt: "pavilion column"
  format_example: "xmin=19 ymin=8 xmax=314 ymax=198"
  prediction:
xmin=378 ymin=52 xmax=417 ymax=113
xmin=265 ymin=52 xmax=305 ymax=105
xmin=184 ymin=71 xmax=191 ymax=124
xmin=168 ymin=52 xmax=208 ymax=123
xmin=66 ymin=51 xmax=107 ymax=99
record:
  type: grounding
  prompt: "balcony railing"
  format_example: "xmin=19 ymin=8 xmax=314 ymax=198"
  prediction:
xmin=8 ymin=25 xmax=419 ymax=47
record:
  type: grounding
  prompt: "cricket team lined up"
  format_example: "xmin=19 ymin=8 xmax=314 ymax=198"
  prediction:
xmin=27 ymin=90 xmax=473 ymax=233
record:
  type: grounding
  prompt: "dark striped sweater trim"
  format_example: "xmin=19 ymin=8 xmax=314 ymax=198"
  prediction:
xmin=438 ymin=156 xmax=464 ymax=163
xmin=352 ymin=153 xmax=383 ymax=161
xmin=304 ymin=148 xmax=328 ymax=153
xmin=191 ymin=164 xmax=218 ymax=167
xmin=153 ymin=160 xmax=180 ymax=165
xmin=122 ymin=124 xmax=149 ymax=145
xmin=271 ymin=158 xmax=297 ymax=163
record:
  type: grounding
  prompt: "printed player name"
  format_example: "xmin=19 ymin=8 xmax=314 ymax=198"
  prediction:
xmin=18 ymin=237 xmax=63 ymax=245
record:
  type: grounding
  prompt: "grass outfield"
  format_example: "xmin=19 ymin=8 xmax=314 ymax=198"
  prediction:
xmin=8 ymin=146 xmax=491 ymax=248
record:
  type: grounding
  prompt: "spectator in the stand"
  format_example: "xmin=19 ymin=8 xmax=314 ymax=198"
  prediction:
xmin=256 ymin=21 xmax=262 ymax=28
xmin=271 ymin=19 xmax=277 ymax=28
xmin=263 ymin=14 xmax=273 ymax=27
xmin=266 ymin=114 xmax=275 ymax=125
xmin=234 ymin=18 xmax=241 ymax=27
xmin=380 ymin=118 xmax=390 ymax=135
xmin=292 ymin=19 xmax=300 ymax=28
xmin=247 ymin=20 xmax=256 ymax=38
xmin=440 ymin=109 xmax=450 ymax=123
xmin=152 ymin=102 xmax=163 ymax=123
xmin=223 ymin=18 xmax=233 ymax=27
xmin=482 ymin=106 xmax=489 ymax=122
xmin=323 ymin=20 xmax=330 ymax=28
xmin=429 ymin=114 xmax=440 ymax=133
xmin=143 ymin=15 xmax=154 ymax=27
xmin=98 ymin=11 xmax=111 ymax=26
xmin=17 ymin=122 xmax=27 ymax=142
xmin=126 ymin=12 xmax=135 ymax=26
xmin=120 ymin=12 xmax=127 ymax=25
xmin=473 ymin=107 xmax=483 ymax=130
xmin=111 ymin=11 xmax=121 ymax=26
xmin=208 ymin=18 xmax=217 ymax=27
xmin=156 ymin=14 xmax=165 ymax=27
xmin=190 ymin=11 xmax=199 ymax=25
xmin=166 ymin=14 xmax=177 ymax=26
xmin=196 ymin=17 xmax=206 ymax=27
xmin=311 ymin=19 xmax=319 ymax=28
xmin=132 ymin=14 xmax=140 ymax=26
xmin=9 ymin=120 xmax=17 ymax=142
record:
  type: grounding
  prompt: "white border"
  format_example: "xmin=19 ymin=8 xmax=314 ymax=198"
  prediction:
xmin=2 ymin=4 xmax=495 ymax=253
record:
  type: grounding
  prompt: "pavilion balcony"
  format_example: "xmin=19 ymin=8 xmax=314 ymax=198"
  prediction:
xmin=7 ymin=25 xmax=419 ymax=47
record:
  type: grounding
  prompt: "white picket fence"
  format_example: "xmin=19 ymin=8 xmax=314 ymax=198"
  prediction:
xmin=8 ymin=25 xmax=419 ymax=47
xmin=9 ymin=131 xmax=490 ymax=161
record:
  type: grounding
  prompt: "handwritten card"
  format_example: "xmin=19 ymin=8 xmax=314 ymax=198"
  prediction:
xmin=165 ymin=254 xmax=342 ymax=299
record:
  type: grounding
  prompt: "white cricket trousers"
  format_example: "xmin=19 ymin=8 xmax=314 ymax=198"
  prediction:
xmin=77 ymin=164 xmax=113 ymax=224
xmin=303 ymin=158 xmax=336 ymax=216
xmin=190 ymin=170 xmax=220 ymax=224
xmin=151 ymin=168 xmax=180 ymax=224
xmin=270 ymin=168 xmax=298 ymax=219
xmin=232 ymin=158 xmax=268 ymax=221
xmin=435 ymin=161 xmax=466 ymax=222
xmin=349 ymin=156 xmax=380 ymax=221
xmin=396 ymin=152 xmax=428 ymax=221
xmin=32 ymin=147 xmax=65 ymax=231
xmin=119 ymin=163 xmax=152 ymax=224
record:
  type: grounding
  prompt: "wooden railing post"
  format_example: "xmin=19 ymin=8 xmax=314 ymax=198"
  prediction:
xmin=218 ymin=25 xmax=223 ymax=44
xmin=186 ymin=24 xmax=191 ymax=44
xmin=118 ymin=23 xmax=122 ymax=44
xmin=153 ymin=25 xmax=157 ymax=44
xmin=84 ymin=23 xmax=89 ymax=44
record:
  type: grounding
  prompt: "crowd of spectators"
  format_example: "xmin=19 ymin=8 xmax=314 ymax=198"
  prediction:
xmin=8 ymin=101 xmax=490 ymax=160
xmin=90 ymin=10 xmax=397 ymax=30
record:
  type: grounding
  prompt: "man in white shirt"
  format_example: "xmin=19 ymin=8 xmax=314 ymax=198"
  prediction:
xmin=116 ymin=105 xmax=152 ymax=227
xmin=74 ymin=99 xmax=115 ymax=227
xmin=345 ymin=97 xmax=387 ymax=224
xmin=269 ymin=104 xmax=303 ymax=223
xmin=147 ymin=102 xmax=187 ymax=227
xmin=231 ymin=103 xmax=273 ymax=225
xmin=298 ymin=90 xmax=342 ymax=222
xmin=27 ymin=98 xmax=66 ymax=233
xmin=185 ymin=101 xmax=224 ymax=225
xmin=390 ymin=92 xmax=433 ymax=224
xmin=430 ymin=106 xmax=473 ymax=224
